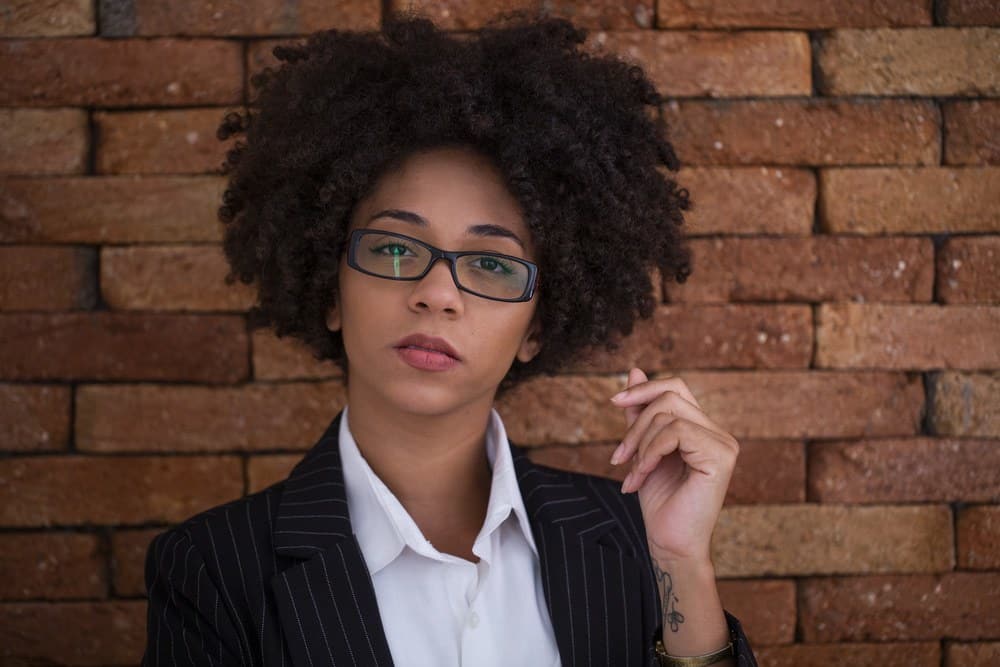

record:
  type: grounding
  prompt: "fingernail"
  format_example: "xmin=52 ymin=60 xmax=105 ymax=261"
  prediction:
xmin=610 ymin=442 xmax=625 ymax=465
xmin=610 ymin=391 xmax=627 ymax=402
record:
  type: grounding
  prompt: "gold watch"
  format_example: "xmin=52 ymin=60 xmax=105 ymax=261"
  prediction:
xmin=654 ymin=638 xmax=734 ymax=666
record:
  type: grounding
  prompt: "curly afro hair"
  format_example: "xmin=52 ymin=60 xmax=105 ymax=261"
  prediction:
xmin=216 ymin=9 xmax=692 ymax=392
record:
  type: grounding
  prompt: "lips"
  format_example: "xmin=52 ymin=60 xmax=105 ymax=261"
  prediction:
xmin=393 ymin=333 xmax=462 ymax=361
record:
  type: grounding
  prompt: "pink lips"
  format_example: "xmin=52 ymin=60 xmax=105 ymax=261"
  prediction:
xmin=393 ymin=333 xmax=461 ymax=371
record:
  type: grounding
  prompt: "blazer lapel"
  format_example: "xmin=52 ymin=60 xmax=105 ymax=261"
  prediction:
xmin=270 ymin=411 xmax=395 ymax=667
xmin=511 ymin=445 xmax=657 ymax=667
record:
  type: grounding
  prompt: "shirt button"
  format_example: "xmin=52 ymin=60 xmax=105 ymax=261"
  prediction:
xmin=468 ymin=611 xmax=480 ymax=628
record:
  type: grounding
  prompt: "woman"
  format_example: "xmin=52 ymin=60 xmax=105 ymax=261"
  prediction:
xmin=143 ymin=10 xmax=758 ymax=667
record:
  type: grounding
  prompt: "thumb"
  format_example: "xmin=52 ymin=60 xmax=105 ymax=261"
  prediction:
xmin=623 ymin=367 xmax=648 ymax=428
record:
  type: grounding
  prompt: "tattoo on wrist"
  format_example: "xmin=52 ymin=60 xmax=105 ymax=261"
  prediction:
xmin=653 ymin=564 xmax=685 ymax=632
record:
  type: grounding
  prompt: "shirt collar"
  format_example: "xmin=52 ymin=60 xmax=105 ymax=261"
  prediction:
xmin=338 ymin=404 xmax=539 ymax=576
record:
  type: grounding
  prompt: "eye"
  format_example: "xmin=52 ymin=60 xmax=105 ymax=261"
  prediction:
xmin=370 ymin=242 xmax=418 ymax=257
xmin=469 ymin=255 xmax=516 ymax=275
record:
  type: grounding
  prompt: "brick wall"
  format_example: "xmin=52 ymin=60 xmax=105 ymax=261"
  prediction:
xmin=1 ymin=1 xmax=997 ymax=664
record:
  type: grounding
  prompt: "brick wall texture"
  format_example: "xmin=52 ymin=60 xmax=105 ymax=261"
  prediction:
xmin=1 ymin=1 xmax=998 ymax=665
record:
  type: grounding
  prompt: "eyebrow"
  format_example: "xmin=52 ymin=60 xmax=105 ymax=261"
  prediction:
xmin=365 ymin=208 xmax=526 ymax=249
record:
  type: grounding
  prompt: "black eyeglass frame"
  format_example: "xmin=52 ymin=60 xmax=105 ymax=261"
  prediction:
xmin=346 ymin=228 xmax=540 ymax=303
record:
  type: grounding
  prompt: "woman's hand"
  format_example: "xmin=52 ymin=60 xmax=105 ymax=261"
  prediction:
xmin=609 ymin=367 xmax=740 ymax=565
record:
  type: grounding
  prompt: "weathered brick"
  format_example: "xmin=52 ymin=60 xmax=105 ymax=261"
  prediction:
xmin=0 ymin=533 xmax=105 ymax=600
xmin=0 ymin=109 xmax=88 ymax=175
xmin=0 ymin=246 xmax=96 ymax=311
xmin=757 ymin=642 xmax=941 ymax=666
xmin=0 ymin=38 xmax=241 ymax=107
xmin=938 ymin=236 xmax=1000 ymax=303
xmin=0 ymin=176 xmax=226 ymax=243
xmin=939 ymin=0 xmax=1000 ymax=26
xmin=76 ymin=380 xmax=346 ymax=452
xmin=817 ymin=28 xmax=1000 ymax=96
xmin=571 ymin=304 xmax=813 ymax=372
xmin=817 ymin=303 xmax=1000 ymax=370
xmin=528 ymin=438 xmax=804 ymax=504
xmin=944 ymin=100 xmax=1000 ymax=165
xmin=0 ymin=384 xmax=70 ymax=452
xmin=820 ymin=168 xmax=1000 ymax=234
xmin=0 ymin=601 xmax=145 ymax=665
xmin=0 ymin=313 xmax=248 ymax=383
xmin=112 ymin=0 xmax=380 ymax=36
xmin=929 ymin=371 xmax=1000 ymax=437
xmin=713 ymin=505 xmax=953 ymax=577
xmin=0 ymin=0 xmax=95 ymax=36
xmin=252 ymin=328 xmax=344 ymax=380
xmin=657 ymin=0 xmax=932 ymax=28
xmin=100 ymin=245 xmax=254 ymax=311
xmin=0 ymin=456 xmax=241 ymax=525
xmin=664 ymin=99 xmax=939 ymax=166
xmin=947 ymin=641 xmax=1000 ymax=665
xmin=717 ymin=579 xmax=796 ymax=646
xmin=94 ymin=108 xmax=238 ymax=174
xmin=111 ymin=528 xmax=160 ymax=597
xmin=395 ymin=0 xmax=654 ymax=30
xmin=247 ymin=454 xmax=302 ymax=493
xmin=957 ymin=505 xmax=1000 ymax=569
xmin=809 ymin=437 xmax=1000 ymax=502
xmin=676 ymin=167 xmax=815 ymax=236
xmin=667 ymin=236 xmax=934 ymax=304
xmin=800 ymin=573 xmax=1000 ymax=641
xmin=589 ymin=30 xmax=810 ymax=96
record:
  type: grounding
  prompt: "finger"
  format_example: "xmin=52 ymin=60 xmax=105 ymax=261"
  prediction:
xmin=623 ymin=368 xmax=647 ymax=428
xmin=616 ymin=390 xmax=734 ymax=468
xmin=611 ymin=374 xmax=702 ymax=410
xmin=625 ymin=420 xmax=738 ymax=493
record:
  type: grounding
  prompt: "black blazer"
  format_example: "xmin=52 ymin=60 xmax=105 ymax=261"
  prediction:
xmin=143 ymin=410 xmax=758 ymax=666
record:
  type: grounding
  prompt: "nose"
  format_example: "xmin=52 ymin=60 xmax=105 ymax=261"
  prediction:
xmin=407 ymin=257 xmax=464 ymax=315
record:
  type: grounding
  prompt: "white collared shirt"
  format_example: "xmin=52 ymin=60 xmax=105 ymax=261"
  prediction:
xmin=338 ymin=404 xmax=562 ymax=667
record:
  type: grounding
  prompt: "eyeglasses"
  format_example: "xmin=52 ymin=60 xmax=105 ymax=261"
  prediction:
xmin=346 ymin=229 xmax=539 ymax=302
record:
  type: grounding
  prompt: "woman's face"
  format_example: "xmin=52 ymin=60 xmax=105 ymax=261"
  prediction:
xmin=327 ymin=145 xmax=541 ymax=416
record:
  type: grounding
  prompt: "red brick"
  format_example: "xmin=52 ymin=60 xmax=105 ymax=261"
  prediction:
xmin=809 ymin=437 xmax=1000 ymax=502
xmin=0 ymin=246 xmax=96 ymax=311
xmin=938 ymin=236 xmax=1000 ymax=303
xmin=676 ymin=167 xmax=815 ymax=236
xmin=0 ymin=176 xmax=226 ymax=243
xmin=0 ymin=455 xmax=241 ymax=525
xmin=95 ymin=108 xmax=238 ymax=174
xmin=957 ymin=505 xmax=1000 ymax=569
xmin=939 ymin=0 xmax=1000 ymax=26
xmin=252 ymin=328 xmax=343 ymax=380
xmin=396 ymin=0 xmax=654 ymax=30
xmin=657 ymin=0 xmax=932 ymax=28
xmin=944 ymin=100 xmax=1000 ymax=165
xmin=757 ymin=642 xmax=941 ymax=666
xmin=0 ymin=312 xmax=248 ymax=383
xmin=930 ymin=371 xmax=1000 ymax=437
xmin=0 ymin=0 xmax=95 ymax=37
xmin=817 ymin=28 xmax=1000 ymax=96
xmin=717 ymin=579 xmax=796 ymax=645
xmin=820 ymin=168 xmax=1000 ymax=234
xmin=0 ymin=109 xmax=87 ymax=175
xmin=0 ymin=384 xmax=70 ymax=452
xmin=247 ymin=454 xmax=302 ymax=493
xmin=713 ymin=505 xmax=953 ymax=577
xmin=116 ymin=0 xmax=380 ymax=36
xmin=111 ymin=528 xmax=160 ymax=597
xmin=100 ymin=245 xmax=254 ymax=311
xmin=0 ymin=38 xmax=241 ymax=107
xmin=817 ymin=303 xmax=1000 ymax=370
xmin=667 ymin=236 xmax=934 ymax=304
xmin=75 ymin=380 xmax=346 ymax=452
xmin=0 ymin=601 xmax=145 ymax=665
xmin=948 ymin=641 xmax=1000 ymax=665
xmin=0 ymin=533 xmax=105 ymax=600
xmin=589 ymin=30 xmax=810 ymax=97
xmin=664 ymin=99 xmax=939 ymax=166
xmin=800 ymin=573 xmax=1000 ymax=641
xmin=571 ymin=304 xmax=813 ymax=372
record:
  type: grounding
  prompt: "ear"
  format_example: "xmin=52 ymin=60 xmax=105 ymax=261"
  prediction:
xmin=515 ymin=312 xmax=542 ymax=363
xmin=326 ymin=300 xmax=341 ymax=332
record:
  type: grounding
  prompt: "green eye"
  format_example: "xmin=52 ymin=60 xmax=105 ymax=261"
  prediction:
xmin=472 ymin=256 xmax=515 ymax=275
xmin=371 ymin=243 xmax=413 ymax=256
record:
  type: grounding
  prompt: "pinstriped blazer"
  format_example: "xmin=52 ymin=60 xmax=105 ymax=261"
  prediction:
xmin=142 ymin=410 xmax=758 ymax=666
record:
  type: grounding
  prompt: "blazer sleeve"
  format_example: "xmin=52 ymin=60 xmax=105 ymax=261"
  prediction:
xmin=141 ymin=527 xmax=246 ymax=666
